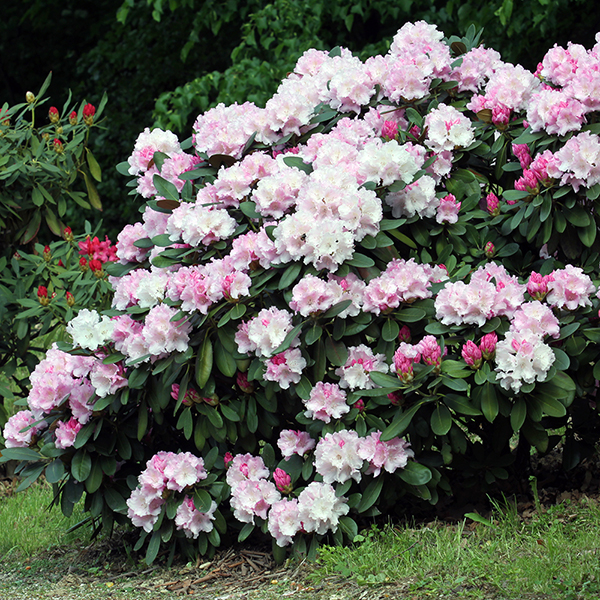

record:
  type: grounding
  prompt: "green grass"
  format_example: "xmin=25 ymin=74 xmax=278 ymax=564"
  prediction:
xmin=0 ymin=480 xmax=86 ymax=559
xmin=313 ymin=496 xmax=600 ymax=599
xmin=2 ymin=481 xmax=600 ymax=599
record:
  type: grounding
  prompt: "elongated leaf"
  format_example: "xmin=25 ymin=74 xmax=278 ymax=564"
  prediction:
xmin=481 ymin=383 xmax=498 ymax=423
xmin=193 ymin=489 xmax=213 ymax=513
xmin=196 ymin=336 xmax=213 ymax=389
xmin=278 ymin=262 xmax=302 ymax=290
xmin=71 ymin=450 xmax=92 ymax=482
xmin=0 ymin=447 xmax=41 ymax=462
xmin=215 ymin=340 xmax=237 ymax=377
xmin=399 ymin=461 xmax=432 ymax=486
xmin=430 ymin=404 xmax=452 ymax=436
xmin=86 ymin=148 xmax=102 ymax=181
xmin=146 ymin=531 xmax=161 ymax=565
xmin=325 ymin=337 xmax=348 ymax=367
xmin=381 ymin=402 xmax=422 ymax=441
xmin=153 ymin=174 xmax=179 ymax=201
xmin=511 ymin=398 xmax=526 ymax=432
xmin=357 ymin=477 xmax=383 ymax=512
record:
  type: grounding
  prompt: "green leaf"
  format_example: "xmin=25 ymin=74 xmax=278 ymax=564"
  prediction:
xmin=381 ymin=402 xmax=422 ymax=441
xmin=305 ymin=324 xmax=322 ymax=346
xmin=553 ymin=348 xmax=570 ymax=371
xmin=357 ymin=477 xmax=383 ymax=512
xmin=83 ymin=171 xmax=102 ymax=211
xmin=481 ymin=383 xmax=498 ymax=423
xmin=196 ymin=336 xmax=213 ymax=389
xmin=399 ymin=462 xmax=432 ymax=486
xmin=325 ymin=337 xmax=348 ymax=367
xmin=146 ymin=531 xmax=161 ymax=565
xmin=0 ymin=447 xmax=41 ymax=462
xmin=282 ymin=156 xmax=312 ymax=174
xmin=444 ymin=394 xmax=481 ymax=416
xmin=153 ymin=175 xmax=180 ymax=201
xmin=511 ymin=398 xmax=526 ymax=432
xmin=322 ymin=300 xmax=352 ymax=319
xmin=537 ymin=394 xmax=567 ymax=418
xmin=382 ymin=319 xmax=400 ymax=342
xmin=86 ymin=148 xmax=102 ymax=181
xmin=71 ymin=450 xmax=92 ymax=482
xmin=278 ymin=262 xmax=303 ymax=290
xmin=238 ymin=523 xmax=254 ymax=542
xmin=346 ymin=253 xmax=375 ymax=268
xmin=193 ymin=489 xmax=214 ymax=513
xmin=396 ymin=308 xmax=426 ymax=323
xmin=220 ymin=403 xmax=240 ymax=422
xmin=45 ymin=459 xmax=65 ymax=484
xmin=85 ymin=461 xmax=103 ymax=493
xmin=215 ymin=340 xmax=237 ymax=378
xmin=430 ymin=404 xmax=452 ymax=436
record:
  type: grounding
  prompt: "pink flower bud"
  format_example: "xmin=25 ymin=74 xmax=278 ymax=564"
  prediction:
xmin=381 ymin=120 xmax=398 ymax=140
xmin=462 ymin=340 xmax=482 ymax=369
xmin=484 ymin=241 xmax=495 ymax=258
xmin=224 ymin=452 xmax=234 ymax=468
xmin=394 ymin=352 xmax=414 ymax=383
xmin=353 ymin=399 xmax=365 ymax=413
xmin=387 ymin=391 xmax=403 ymax=406
xmin=398 ymin=325 xmax=411 ymax=343
xmin=273 ymin=468 xmax=293 ymax=494
xmin=486 ymin=193 xmax=500 ymax=216
xmin=479 ymin=332 xmax=497 ymax=361
xmin=527 ymin=272 xmax=553 ymax=301
xmin=236 ymin=371 xmax=254 ymax=394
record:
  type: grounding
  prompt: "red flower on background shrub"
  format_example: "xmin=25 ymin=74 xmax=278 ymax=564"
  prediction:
xmin=48 ymin=106 xmax=59 ymax=123
xmin=83 ymin=103 xmax=96 ymax=126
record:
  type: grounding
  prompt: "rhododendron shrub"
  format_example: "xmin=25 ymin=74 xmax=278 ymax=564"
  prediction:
xmin=4 ymin=23 xmax=600 ymax=564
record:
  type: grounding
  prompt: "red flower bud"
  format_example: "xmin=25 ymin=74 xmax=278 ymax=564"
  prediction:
xmin=53 ymin=138 xmax=64 ymax=153
xmin=66 ymin=291 xmax=75 ymax=307
xmin=63 ymin=226 xmax=73 ymax=242
xmin=83 ymin=103 xmax=96 ymax=126
xmin=48 ymin=106 xmax=60 ymax=124
xmin=37 ymin=285 xmax=50 ymax=306
xmin=89 ymin=258 xmax=102 ymax=272
xmin=79 ymin=257 xmax=88 ymax=271
xmin=43 ymin=245 xmax=52 ymax=262
xmin=69 ymin=111 xmax=78 ymax=125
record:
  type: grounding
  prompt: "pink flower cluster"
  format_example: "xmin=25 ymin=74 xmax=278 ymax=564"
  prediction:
xmin=2 ymin=410 xmax=47 ymax=448
xmin=267 ymin=482 xmax=349 ymax=547
xmin=394 ymin=335 xmax=446 ymax=382
xmin=111 ymin=305 xmax=192 ymax=363
xmin=363 ymin=258 xmax=447 ymax=315
xmin=277 ymin=429 xmax=316 ymax=459
xmin=435 ymin=263 xmax=526 ymax=326
xmin=126 ymin=451 xmax=209 ymax=534
xmin=226 ymin=453 xmax=280 ymax=524
xmin=462 ymin=333 xmax=498 ymax=369
xmin=304 ymin=381 xmax=349 ymax=423
xmin=314 ymin=429 xmax=413 ymax=484
xmin=335 ymin=345 xmax=389 ymax=391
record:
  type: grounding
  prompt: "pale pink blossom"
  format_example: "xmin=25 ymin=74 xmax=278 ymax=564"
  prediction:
xmin=277 ymin=429 xmax=316 ymax=459
xmin=303 ymin=382 xmax=349 ymax=423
